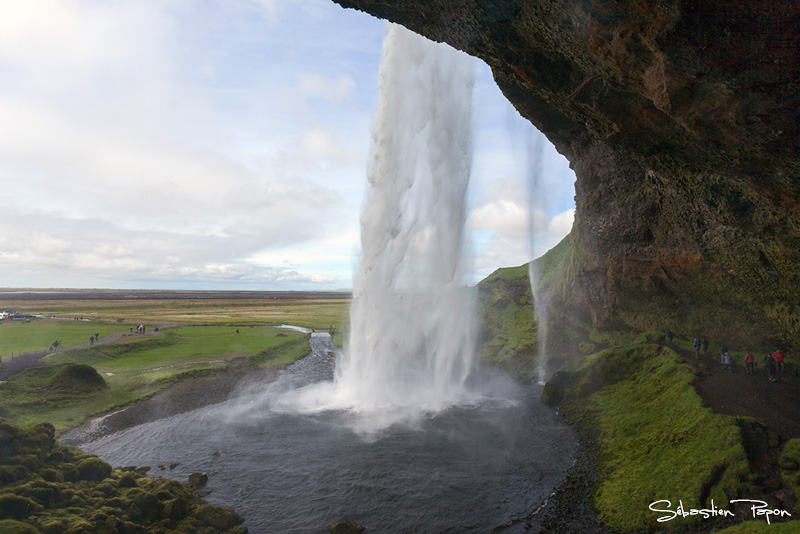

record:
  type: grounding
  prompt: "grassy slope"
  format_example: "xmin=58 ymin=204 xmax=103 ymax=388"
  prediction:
xmin=0 ymin=326 xmax=309 ymax=432
xmin=536 ymin=338 xmax=800 ymax=529
xmin=545 ymin=342 xmax=767 ymax=530
xmin=476 ymin=236 xmax=574 ymax=380
xmin=0 ymin=296 xmax=348 ymax=433
xmin=0 ymin=321 xmax=132 ymax=360
xmin=477 ymin=235 xmax=800 ymax=531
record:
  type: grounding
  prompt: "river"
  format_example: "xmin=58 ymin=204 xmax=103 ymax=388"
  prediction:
xmin=79 ymin=333 xmax=577 ymax=533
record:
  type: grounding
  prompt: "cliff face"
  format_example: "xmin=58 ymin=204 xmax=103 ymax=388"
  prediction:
xmin=334 ymin=0 xmax=800 ymax=346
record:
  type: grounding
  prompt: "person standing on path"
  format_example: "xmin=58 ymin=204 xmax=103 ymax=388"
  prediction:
xmin=693 ymin=338 xmax=701 ymax=358
xmin=764 ymin=353 xmax=777 ymax=381
xmin=722 ymin=350 xmax=732 ymax=372
xmin=89 ymin=336 xmax=94 ymax=346
xmin=773 ymin=349 xmax=785 ymax=377
xmin=744 ymin=352 xmax=755 ymax=375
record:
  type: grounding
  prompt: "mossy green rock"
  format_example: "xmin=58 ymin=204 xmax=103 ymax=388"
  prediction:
xmin=329 ymin=520 xmax=366 ymax=534
xmin=194 ymin=503 xmax=245 ymax=531
xmin=76 ymin=457 xmax=112 ymax=482
xmin=188 ymin=472 xmax=208 ymax=489
xmin=0 ymin=418 xmax=248 ymax=533
xmin=48 ymin=364 xmax=107 ymax=391
xmin=0 ymin=495 xmax=42 ymax=520
xmin=0 ymin=519 xmax=42 ymax=534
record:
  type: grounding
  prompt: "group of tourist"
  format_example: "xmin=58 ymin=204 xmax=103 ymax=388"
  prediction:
xmin=756 ymin=349 xmax=786 ymax=381
xmin=668 ymin=330 xmax=787 ymax=380
xmin=717 ymin=344 xmax=786 ymax=380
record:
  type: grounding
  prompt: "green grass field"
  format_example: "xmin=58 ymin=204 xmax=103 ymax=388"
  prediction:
xmin=1 ymin=296 xmax=350 ymax=329
xmin=1 ymin=327 xmax=310 ymax=430
xmin=0 ymin=321 xmax=133 ymax=360
xmin=0 ymin=295 xmax=349 ymax=433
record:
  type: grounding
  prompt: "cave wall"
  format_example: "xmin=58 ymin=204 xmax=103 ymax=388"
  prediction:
xmin=333 ymin=0 xmax=800 ymax=346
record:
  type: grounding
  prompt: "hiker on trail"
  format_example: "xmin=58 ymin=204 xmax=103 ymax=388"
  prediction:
xmin=722 ymin=351 xmax=732 ymax=372
xmin=95 ymin=332 xmax=99 ymax=342
xmin=667 ymin=330 xmax=673 ymax=346
xmin=720 ymin=344 xmax=728 ymax=363
xmin=90 ymin=336 xmax=94 ymax=346
xmin=744 ymin=352 xmax=755 ymax=375
xmin=764 ymin=353 xmax=777 ymax=381
xmin=693 ymin=338 xmax=701 ymax=357
xmin=773 ymin=349 xmax=785 ymax=376
xmin=702 ymin=337 xmax=709 ymax=355
xmin=236 ymin=329 xmax=240 ymax=336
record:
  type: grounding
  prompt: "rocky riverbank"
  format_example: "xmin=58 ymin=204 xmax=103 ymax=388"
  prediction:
xmin=61 ymin=364 xmax=281 ymax=445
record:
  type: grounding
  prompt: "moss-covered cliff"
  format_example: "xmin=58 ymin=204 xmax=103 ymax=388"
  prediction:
xmin=477 ymin=235 xmax=582 ymax=379
xmin=334 ymin=0 xmax=800 ymax=350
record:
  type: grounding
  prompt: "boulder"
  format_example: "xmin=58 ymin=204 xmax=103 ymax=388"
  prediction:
xmin=76 ymin=457 xmax=112 ymax=482
xmin=330 ymin=520 xmax=366 ymax=534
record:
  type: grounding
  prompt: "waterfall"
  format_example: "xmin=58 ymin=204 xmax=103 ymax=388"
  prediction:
xmin=525 ymin=133 xmax=550 ymax=384
xmin=333 ymin=23 xmax=477 ymax=413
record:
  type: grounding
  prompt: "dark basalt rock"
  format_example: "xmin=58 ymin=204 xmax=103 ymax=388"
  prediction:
xmin=329 ymin=520 xmax=366 ymax=534
xmin=332 ymin=0 xmax=800 ymax=348
xmin=188 ymin=472 xmax=208 ymax=489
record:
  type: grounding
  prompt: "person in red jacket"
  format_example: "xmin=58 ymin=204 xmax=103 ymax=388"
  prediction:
xmin=773 ymin=349 xmax=785 ymax=376
xmin=744 ymin=352 xmax=755 ymax=375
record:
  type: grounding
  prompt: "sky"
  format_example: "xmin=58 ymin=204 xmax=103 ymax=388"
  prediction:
xmin=0 ymin=0 xmax=576 ymax=291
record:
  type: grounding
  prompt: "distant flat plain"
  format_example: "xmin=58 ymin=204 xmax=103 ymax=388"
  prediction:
xmin=0 ymin=289 xmax=351 ymax=330
xmin=0 ymin=289 xmax=351 ymax=431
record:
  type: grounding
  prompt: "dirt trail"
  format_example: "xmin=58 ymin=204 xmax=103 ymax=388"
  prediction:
xmin=678 ymin=343 xmax=800 ymax=440
xmin=675 ymin=341 xmax=799 ymax=513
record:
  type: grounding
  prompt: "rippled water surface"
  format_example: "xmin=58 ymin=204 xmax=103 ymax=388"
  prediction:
xmin=81 ymin=334 xmax=577 ymax=533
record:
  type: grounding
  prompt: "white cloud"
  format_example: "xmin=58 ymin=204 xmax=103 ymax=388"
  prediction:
xmin=296 ymin=72 xmax=356 ymax=103
xmin=468 ymin=200 xmax=527 ymax=237
xmin=548 ymin=208 xmax=575 ymax=236
xmin=0 ymin=0 xmax=576 ymax=290
xmin=0 ymin=0 xmax=386 ymax=290
xmin=467 ymin=179 xmax=575 ymax=278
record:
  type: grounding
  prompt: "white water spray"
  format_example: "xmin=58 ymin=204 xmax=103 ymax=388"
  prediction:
xmin=525 ymin=134 xmax=550 ymax=384
xmin=269 ymin=25 xmax=480 ymax=429
xmin=335 ymin=24 xmax=477 ymax=412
